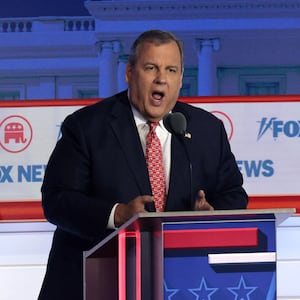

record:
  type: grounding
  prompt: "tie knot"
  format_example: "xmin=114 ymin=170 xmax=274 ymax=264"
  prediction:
xmin=148 ymin=121 xmax=159 ymax=132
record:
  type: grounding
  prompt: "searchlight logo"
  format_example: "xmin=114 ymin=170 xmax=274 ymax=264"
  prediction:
xmin=0 ymin=115 xmax=33 ymax=153
xmin=211 ymin=110 xmax=234 ymax=141
xmin=257 ymin=117 xmax=300 ymax=140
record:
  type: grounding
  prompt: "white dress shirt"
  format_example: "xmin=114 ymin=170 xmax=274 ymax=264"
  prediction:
xmin=133 ymin=105 xmax=171 ymax=189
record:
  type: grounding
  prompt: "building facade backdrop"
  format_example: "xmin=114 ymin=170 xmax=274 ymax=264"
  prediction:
xmin=0 ymin=0 xmax=300 ymax=100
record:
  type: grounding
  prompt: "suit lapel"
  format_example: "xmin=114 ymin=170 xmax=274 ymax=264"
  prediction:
xmin=109 ymin=94 xmax=152 ymax=197
xmin=166 ymin=104 xmax=193 ymax=211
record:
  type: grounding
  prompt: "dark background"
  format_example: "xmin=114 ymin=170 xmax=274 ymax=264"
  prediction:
xmin=1 ymin=0 xmax=89 ymax=17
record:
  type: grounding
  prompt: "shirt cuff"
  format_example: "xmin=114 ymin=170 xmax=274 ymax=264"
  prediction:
xmin=107 ymin=203 xmax=119 ymax=229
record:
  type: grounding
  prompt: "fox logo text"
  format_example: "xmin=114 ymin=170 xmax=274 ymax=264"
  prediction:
xmin=0 ymin=165 xmax=46 ymax=183
xmin=236 ymin=160 xmax=274 ymax=178
xmin=257 ymin=117 xmax=300 ymax=140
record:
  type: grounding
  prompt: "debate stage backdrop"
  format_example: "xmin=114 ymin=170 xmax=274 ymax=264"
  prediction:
xmin=0 ymin=95 xmax=299 ymax=221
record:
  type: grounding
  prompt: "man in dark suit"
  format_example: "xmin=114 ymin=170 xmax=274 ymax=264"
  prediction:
xmin=38 ymin=29 xmax=248 ymax=300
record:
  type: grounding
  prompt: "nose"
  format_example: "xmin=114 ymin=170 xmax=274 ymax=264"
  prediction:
xmin=154 ymin=70 xmax=167 ymax=84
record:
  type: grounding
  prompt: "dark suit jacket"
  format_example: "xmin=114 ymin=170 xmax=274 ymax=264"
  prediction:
xmin=38 ymin=90 xmax=247 ymax=300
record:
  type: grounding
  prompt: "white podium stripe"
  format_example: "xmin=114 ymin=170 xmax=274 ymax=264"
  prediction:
xmin=208 ymin=252 xmax=276 ymax=264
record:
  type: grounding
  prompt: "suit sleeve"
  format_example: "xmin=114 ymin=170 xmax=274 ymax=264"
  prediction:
xmin=41 ymin=113 xmax=114 ymax=240
xmin=209 ymin=120 xmax=248 ymax=209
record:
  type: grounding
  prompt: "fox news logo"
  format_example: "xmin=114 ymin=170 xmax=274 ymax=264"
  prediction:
xmin=257 ymin=117 xmax=300 ymax=140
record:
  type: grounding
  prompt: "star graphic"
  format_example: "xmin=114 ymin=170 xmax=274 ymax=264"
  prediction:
xmin=164 ymin=280 xmax=179 ymax=299
xmin=227 ymin=275 xmax=257 ymax=300
xmin=188 ymin=277 xmax=218 ymax=300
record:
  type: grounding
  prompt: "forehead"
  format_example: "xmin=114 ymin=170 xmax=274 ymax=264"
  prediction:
xmin=137 ymin=41 xmax=181 ymax=65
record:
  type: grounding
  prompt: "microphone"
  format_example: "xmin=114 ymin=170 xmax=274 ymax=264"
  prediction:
xmin=163 ymin=112 xmax=194 ymax=209
xmin=163 ymin=112 xmax=191 ymax=138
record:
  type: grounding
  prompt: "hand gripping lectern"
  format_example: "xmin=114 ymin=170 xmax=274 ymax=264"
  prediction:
xmin=83 ymin=208 xmax=294 ymax=300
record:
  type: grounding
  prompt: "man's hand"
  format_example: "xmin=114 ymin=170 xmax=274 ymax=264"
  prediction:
xmin=114 ymin=195 xmax=154 ymax=228
xmin=194 ymin=190 xmax=214 ymax=211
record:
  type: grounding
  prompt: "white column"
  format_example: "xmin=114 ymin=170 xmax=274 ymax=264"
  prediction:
xmin=118 ymin=54 xmax=129 ymax=92
xmin=39 ymin=76 xmax=56 ymax=99
xmin=96 ymin=41 xmax=121 ymax=98
xmin=195 ymin=39 xmax=220 ymax=96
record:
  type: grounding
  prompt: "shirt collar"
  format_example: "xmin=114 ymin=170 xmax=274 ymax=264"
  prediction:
xmin=130 ymin=103 xmax=168 ymax=132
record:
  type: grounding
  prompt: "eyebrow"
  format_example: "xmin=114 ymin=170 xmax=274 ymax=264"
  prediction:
xmin=144 ymin=62 xmax=180 ymax=69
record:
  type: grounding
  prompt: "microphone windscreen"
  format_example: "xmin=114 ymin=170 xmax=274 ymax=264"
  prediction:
xmin=163 ymin=112 xmax=187 ymax=135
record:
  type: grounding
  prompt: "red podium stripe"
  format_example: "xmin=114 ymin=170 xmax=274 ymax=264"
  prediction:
xmin=0 ymin=200 xmax=45 ymax=221
xmin=164 ymin=228 xmax=258 ymax=249
xmin=118 ymin=232 xmax=126 ymax=300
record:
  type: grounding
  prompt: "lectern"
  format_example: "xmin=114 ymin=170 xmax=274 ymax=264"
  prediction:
xmin=83 ymin=208 xmax=294 ymax=300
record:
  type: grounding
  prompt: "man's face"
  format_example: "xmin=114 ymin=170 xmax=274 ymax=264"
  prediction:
xmin=126 ymin=41 xmax=183 ymax=122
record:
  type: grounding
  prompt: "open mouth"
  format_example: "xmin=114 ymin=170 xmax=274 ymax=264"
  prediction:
xmin=151 ymin=91 xmax=165 ymax=105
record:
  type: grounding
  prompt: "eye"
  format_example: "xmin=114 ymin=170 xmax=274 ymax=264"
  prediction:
xmin=168 ymin=67 xmax=177 ymax=73
xmin=145 ymin=65 xmax=155 ymax=71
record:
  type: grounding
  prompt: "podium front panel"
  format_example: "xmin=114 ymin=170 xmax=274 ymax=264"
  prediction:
xmin=163 ymin=218 xmax=276 ymax=299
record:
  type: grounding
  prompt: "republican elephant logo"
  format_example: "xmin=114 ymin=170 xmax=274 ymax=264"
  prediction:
xmin=0 ymin=115 xmax=32 ymax=153
xmin=4 ymin=122 xmax=27 ymax=144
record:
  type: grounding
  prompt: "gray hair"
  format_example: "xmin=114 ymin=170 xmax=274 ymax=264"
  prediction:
xmin=128 ymin=29 xmax=184 ymax=71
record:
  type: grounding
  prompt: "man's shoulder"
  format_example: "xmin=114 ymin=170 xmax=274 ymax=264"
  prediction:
xmin=73 ymin=90 xmax=128 ymax=118
xmin=175 ymin=100 xmax=218 ymax=123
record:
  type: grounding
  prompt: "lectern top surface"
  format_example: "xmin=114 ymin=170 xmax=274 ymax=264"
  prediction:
xmin=83 ymin=208 xmax=295 ymax=259
xmin=133 ymin=208 xmax=295 ymax=227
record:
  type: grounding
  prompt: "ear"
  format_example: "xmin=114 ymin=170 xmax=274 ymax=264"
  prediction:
xmin=179 ymin=69 xmax=184 ymax=88
xmin=125 ymin=63 xmax=132 ymax=84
